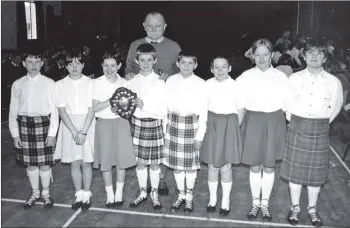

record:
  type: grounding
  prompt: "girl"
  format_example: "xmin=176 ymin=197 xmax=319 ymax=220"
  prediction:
xmin=236 ymin=39 xmax=289 ymax=221
xmin=92 ymin=50 xmax=136 ymax=208
xmin=54 ymin=49 xmax=95 ymax=211
xmin=200 ymin=57 xmax=244 ymax=216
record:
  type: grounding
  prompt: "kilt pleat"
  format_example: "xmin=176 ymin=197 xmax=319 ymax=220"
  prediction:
xmin=163 ymin=112 xmax=201 ymax=171
xmin=130 ymin=116 xmax=164 ymax=165
xmin=280 ymin=114 xmax=330 ymax=186
xmin=16 ymin=115 xmax=55 ymax=166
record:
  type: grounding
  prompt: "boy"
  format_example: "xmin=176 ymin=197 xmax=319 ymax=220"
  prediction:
xmin=163 ymin=51 xmax=207 ymax=214
xmin=127 ymin=43 xmax=167 ymax=210
xmin=280 ymin=38 xmax=343 ymax=227
xmin=9 ymin=47 xmax=59 ymax=209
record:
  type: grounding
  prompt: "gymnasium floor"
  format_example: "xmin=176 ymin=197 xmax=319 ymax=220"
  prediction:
xmin=1 ymin=121 xmax=350 ymax=227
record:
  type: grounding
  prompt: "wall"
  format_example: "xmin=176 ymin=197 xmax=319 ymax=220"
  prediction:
xmin=1 ymin=1 xmax=17 ymax=50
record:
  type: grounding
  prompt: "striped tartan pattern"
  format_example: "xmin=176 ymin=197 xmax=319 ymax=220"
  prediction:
xmin=130 ymin=116 xmax=164 ymax=165
xmin=16 ymin=115 xmax=55 ymax=166
xmin=163 ymin=112 xmax=201 ymax=171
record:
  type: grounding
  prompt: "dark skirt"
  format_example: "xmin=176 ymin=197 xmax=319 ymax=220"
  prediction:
xmin=200 ymin=111 xmax=242 ymax=167
xmin=16 ymin=115 xmax=55 ymax=166
xmin=280 ymin=115 xmax=330 ymax=187
xmin=94 ymin=118 xmax=136 ymax=171
xmin=240 ymin=110 xmax=286 ymax=167
xmin=130 ymin=116 xmax=164 ymax=165
xmin=163 ymin=112 xmax=201 ymax=171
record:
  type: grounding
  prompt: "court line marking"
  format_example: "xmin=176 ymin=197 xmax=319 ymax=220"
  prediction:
xmin=2 ymin=198 xmax=314 ymax=227
xmin=62 ymin=207 xmax=82 ymax=228
xmin=330 ymin=145 xmax=350 ymax=175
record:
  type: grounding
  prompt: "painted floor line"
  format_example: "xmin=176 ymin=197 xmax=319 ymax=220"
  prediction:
xmin=331 ymin=145 xmax=350 ymax=175
xmin=2 ymin=198 xmax=313 ymax=228
xmin=62 ymin=208 xmax=82 ymax=228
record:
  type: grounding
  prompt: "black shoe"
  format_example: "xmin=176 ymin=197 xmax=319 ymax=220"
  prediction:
xmin=129 ymin=188 xmax=148 ymax=208
xmin=184 ymin=200 xmax=193 ymax=214
xmin=170 ymin=197 xmax=185 ymax=212
xmin=42 ymin=194 xmax=54 ymax=209
xmin=219 ymin=208 xmax=230 ymax=216
xmin=247 ymin=203 xmax=260 ymax=220
xmin=23 ymin=193 xmax=40 ymax=209
xmin=150 ymin=189 xmax=162 ymax=210
xmin=105 ymin=200 xmax=114 ymax=208
xmin=206 ymin=204 xmax=216 ymax=213
xmin=81 ymin=200 xmax=91 ymax=211
xmin=114 ymin=200 xmax=124 ymax=207
xmin=71 ymin=200 xmax=82 ymax=210
xmin=287 ymin=205 xmax=300 ymax=225
xmin=158 ymin=181 xmax=169 ymax=196
xmin=307 ymin=206 xmax=323 ymax=227
xmin=261 ymin=204 xmax=272 ymax=221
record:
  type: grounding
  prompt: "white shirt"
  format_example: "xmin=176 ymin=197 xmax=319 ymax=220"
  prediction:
xmin=205 ymin=77 xmax=244 ymax=114
xmin=236 ymin=66 xmax=289 ymax=113
xmin=92 ymin=74 xmax=127 ymax=119
xmin=285 ymin=68 xmax=343 ymax=122
xmin=9 ymin=74 xmax=59 ymax=137
xmin=127 ymin=71 xmax=167 ymax=119
xmin=165 ymin=73 xmax=207 ymax=141
xmin=55 ymin=75 xmax=93 ymax=115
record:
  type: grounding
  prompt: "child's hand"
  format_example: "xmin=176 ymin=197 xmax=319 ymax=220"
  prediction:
xmin=135 ymin=97 xmax=144 ymax=109
xmin=125 ymin=72 xmax=135 ymax=81
xmin=159 ymin=73 xmax=170 ymax=81
xmin=75 ymin=132 xmax=87 ymax=145
xmin=194 ymin=140 xmax=203 ymax=150
xmin=13 ymin=137 xmax=23 ymax=149
xmin=45 ymin=136 xmax=56 ymax=147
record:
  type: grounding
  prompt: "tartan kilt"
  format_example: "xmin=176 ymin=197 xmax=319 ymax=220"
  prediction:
xmin=16 ymin=115 xmax=55 ymax=166
xmin=130 ymin=116 xmax=164 ymax=165
xmin=163 ymin=112 xmax=201 ymax=171
xmin=280 ymin=114 xmax=330 ymax=187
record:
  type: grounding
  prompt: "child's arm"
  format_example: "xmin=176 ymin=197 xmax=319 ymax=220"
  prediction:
xmin=47 ymin=82 xmax=59 ymax=146
xmin=329 ymin=79 xmax=344 ymax=123
xmin=9 ymin=82 xmax=22 ymax=148
xmin=58 ymin=107 xmax=79 ymax=137
xmin=195 ymin=83 xmax=208 ymax=149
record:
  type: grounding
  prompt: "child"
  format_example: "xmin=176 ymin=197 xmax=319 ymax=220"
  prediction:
xmin=54 ymin=49 xmax=95 ymax=210
xmin=200 ymin=56 xmax=244 ymax=216
xmin=92 ymin=50 xmax=137 ymax=208
xmin=163 ymin=51 xmax=207 ymax=214
xmin=236 ymin=38 xmax=289 ymax=221
xmin=127 ymin=43 xmax=167 ymax=210
xmin=280 ymin=39 xmax=343 ymax=227
xmin=9 ymin=47 xmax=59 ymax=209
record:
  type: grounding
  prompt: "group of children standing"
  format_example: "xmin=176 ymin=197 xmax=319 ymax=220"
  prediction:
xmin=9 ymin=38 xmax=343 ymax=227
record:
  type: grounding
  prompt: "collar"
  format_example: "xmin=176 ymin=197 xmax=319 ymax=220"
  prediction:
xmin=26 ymin=73 xmax=42 ymax=82
xmin=139 ymin=70 xmax=156 ymax=79
xmin=304 ymin=68 xmax=326 ymax=79
xmin=254 ymin=65 xmax=274 ymax=73
xmin=145 ymin=37 xmax=164 ymax=44
xmin=179 ymin=73 xmax=195 ymax=80
xmin=104 ymin=74 xmax=122 ymax=84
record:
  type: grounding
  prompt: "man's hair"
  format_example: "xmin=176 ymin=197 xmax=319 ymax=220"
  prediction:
xmin=135 ymin=43 xmax=157 ymax=60
xmin=251 ymin=38 xmax=273 ymax=54
xmin=64 ymin=48 xmax=85 ymax=66
xmin=101 ymin=49 xmax=123 ymax=65
xmin=210 ymin=56 xmax=231 ymax=68
xmin=144 ymin=12 xmax=166 ymax=24
xmin=177 ymin=50 xmax=198 ymax=64
xmin=303 ymin=38 xmax=328 ymax=56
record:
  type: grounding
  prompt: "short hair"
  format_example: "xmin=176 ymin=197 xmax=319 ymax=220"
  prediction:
xmin=251 ymin=38 xmax=273 ymax=54
xmin=101 ymin=50 xmax=123 ymax=65
xmin=277 ymin=54 xmax=294 ymax=67
xmin=303 ymin=38 xmax=328 ymax=56
xmin=135 ymin=43 xmax=157 ymax=60
xmin=177 ymin=50 xmax=198 ymax=64
xmin=64 ymin=48 xmax=85 ymax=66
xmin=22 ymin=46 xmax=43 ymax=61
xmin=210 ymin=56 xmax=231 ymax=68
xmin=144 ymin=12 xmax=166 ymax=24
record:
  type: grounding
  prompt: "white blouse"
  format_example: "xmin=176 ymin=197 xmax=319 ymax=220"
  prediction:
xmin=165 ymin=73 xmax=207 ymax=141
xmin=236 ymin=66 xmax=290 ymax=113
xmin=285 ymin=68 xmax=343 ymax=122
xmin=55 ymin=75 xmax=93 ymax=115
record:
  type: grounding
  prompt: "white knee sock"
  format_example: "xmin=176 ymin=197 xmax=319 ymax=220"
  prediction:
xmin=261 ymin=171 xmax=275 ymax=207
xmin=115 ymin=182 xmax=124 ymax=202
xmin=105 ymin=185 xmax=114 ymax=203
xmin=185 ymin=171 xmax=197 ymax=201
xmin=249 ymin=171 xmax=262 ymax=206
xmin=221 ymin=181 xmax=232 ymax=210
xmin=307 ymin=186 xmax=320 ymax=212
xmin=136 ymin=168 xmax=148 ymax=197
xmin=150 ymin=168 xmax=161 ymax=190
xmin=40 ymin=169 xmax=52 ymax=196
xmin=208 ymin=181 xmax=218 ymax=206
xmin=27 ymin=168 xmax=40 ymax=197
xmin=289 ymin=182 xmax=302 ymax=206
xmin=174 ymin=171 xmax=185 ymax=199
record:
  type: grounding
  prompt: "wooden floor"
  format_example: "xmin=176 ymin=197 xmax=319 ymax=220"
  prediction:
xmin=1 ymin=121 xmax=350 ymax=228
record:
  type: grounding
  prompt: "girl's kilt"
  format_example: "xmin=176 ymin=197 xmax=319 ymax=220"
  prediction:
xmin=280 ymin=115 xmax=330 ymax=187
xmin=200 ymin=111 xmax=242 ymax=167
xmin=163 ymin=112 xmax=201 ymax=171
xmin=16 ymin=115 xmax=55 ymax=166
xmin=130 ymin=116 xmax=164 ymax=165
xmin=240 ymin=109 xmax=286 ymax=167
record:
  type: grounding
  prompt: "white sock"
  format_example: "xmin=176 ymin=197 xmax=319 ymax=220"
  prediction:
xmin=307 ymin=186 xmax=320 ymax=212
xmin=261 ymin=171 xmax=275 ymax=207
xmin=75 ymin=190 xmax=83 ymax=202
xmin=185 ymin=171 xmax=197 ymax=201
xmin=136 ymin=168 xmax=148 ymax=198
xmin=40 ymin=169 xmax=52 ymax=196
xmin=249 ymin=171 xmax=262 ymax=206
xmin=82 ymin=190 xmax=92 ymax=203
xmin=289 ymin=182 xmax=302 ymax=206
xmin=27 ymin=168 xmax=40 ymax=197
xmin=174 ymin=171 xmax=185 ymax=199
xmin=221 ymin=181 xmax=232 ymax=210
xmin=105 ymin=185 xmax=114 ymax=203
xmin=115 ymin=182 xmax=124 ymax=202
xmin=150 ymin=168 xmax=160 ymax=190
xmin=208 ymin=181 xmax=218 ymax=206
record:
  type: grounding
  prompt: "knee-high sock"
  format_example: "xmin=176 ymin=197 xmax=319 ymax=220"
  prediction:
xmin=174 ymin=171 xmax=185 ymax=198
xmin=261 ymin=171 xmax=274 ymax=206
xmin=307 ymin=186 xmax=320 ymax=212
xmin=27 ymin=168 xmax=40 ymax=197
xmin=185 ymin=171 xmax=197 ymax=201
xmin=136 ymin=168 xmax=148 ymax=198
xmin=289 ymin=182 xmax=302 ymax=206
xmin=208 ymin=181 xmax=218 ymax=206
xmin=221 ymin=181 xmax=232 ymax=210
xmin=105 ymin=185 xmax=114 ymax=202
xmin=115 ymin=182 xmax=124 ymax=202
xmin=249 ymin=171 xmax=262 ymax=206
xmin=150 ymin=168 xmax=161 ymax=190
xmin=40 ymin=169 xmax=52 ymax=196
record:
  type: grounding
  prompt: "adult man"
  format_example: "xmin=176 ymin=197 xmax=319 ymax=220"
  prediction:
xmin=125 ymin=12 xmax=182 ymax=195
